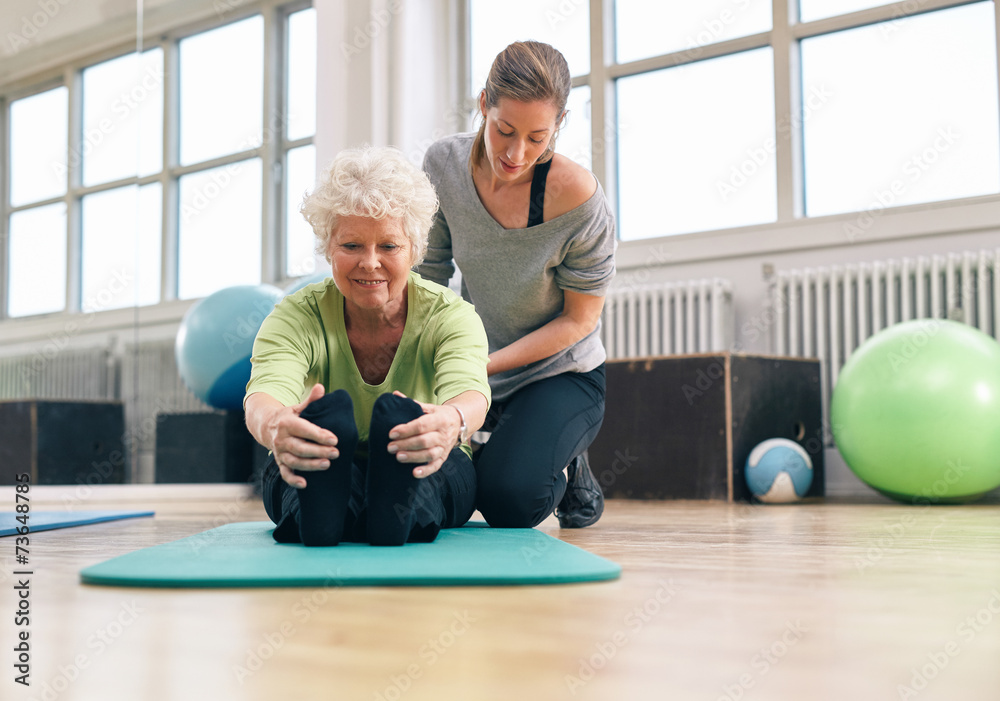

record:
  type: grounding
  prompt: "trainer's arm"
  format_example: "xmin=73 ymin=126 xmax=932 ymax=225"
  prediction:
xmin=486 ymin=290 xmax=605 ymax=376
xmin=245 ymin=383 xmax=340 ymax=489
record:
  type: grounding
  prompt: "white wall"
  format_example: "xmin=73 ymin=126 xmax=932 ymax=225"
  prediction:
xmin=0 ymin=0 xmax=216 ymax=88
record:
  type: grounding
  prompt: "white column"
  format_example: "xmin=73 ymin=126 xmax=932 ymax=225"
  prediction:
xmin=315 ymin=0 xmax=464 ymax=169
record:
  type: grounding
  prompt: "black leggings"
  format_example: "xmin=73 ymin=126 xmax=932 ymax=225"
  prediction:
xmin=261 ymin=392 xmax=477 ymax=544
xmin=474 ymin=365 xmax=606 ymax=528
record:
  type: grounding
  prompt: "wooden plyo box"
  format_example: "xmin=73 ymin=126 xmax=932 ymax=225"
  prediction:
xmin=589 ymin=353 xmax=825 ymax=502
xmin=154 ymin=411 xmax=255 ymax=484
xmin=0 ymin=400 xmax=126 ymax=486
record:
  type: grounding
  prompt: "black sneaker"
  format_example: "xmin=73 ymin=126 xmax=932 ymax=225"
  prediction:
xmin=556 ymin=451 xmax=604 ymax=528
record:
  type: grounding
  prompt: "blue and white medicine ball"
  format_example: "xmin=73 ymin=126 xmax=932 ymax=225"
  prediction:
xmin=176 ymin=284 xmax=284 ymax=410
xmin=745 ymin=438 xmax=814 ymax=503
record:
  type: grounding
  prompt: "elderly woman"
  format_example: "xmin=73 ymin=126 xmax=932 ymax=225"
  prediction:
xmin=245 ymin=146 xmax=491 ymax=546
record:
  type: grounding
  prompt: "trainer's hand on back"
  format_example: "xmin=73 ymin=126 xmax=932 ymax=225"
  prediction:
xmin=386 ymin=391 xmax=462 ymax=478
xmin=266 ymin=383 xmax=341 ymax=489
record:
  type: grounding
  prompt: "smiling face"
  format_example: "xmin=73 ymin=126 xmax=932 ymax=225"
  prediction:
xmin=328 ymin=215 xmax=413 ymax=321
xmin=480 ymin=94 xmax=563 ymax=184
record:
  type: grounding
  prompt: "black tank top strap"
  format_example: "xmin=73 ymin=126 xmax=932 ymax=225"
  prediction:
xmin=527 ymin=158 xmax=552 ymax=228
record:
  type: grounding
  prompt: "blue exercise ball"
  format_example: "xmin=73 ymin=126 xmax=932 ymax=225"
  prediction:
xmin=745 ymin=438 xmax=814 ymax=503
xmin=283 ymin=271 xmax=330 ymax=296
xmin=176 ymin=284 xmax=284 ymax=410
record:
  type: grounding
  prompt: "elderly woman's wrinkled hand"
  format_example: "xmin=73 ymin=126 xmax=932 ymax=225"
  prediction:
xmin=267 ymin=383 xmax=341 ymax=489
xmin=385 ymin=391 xmax=462 ymax=478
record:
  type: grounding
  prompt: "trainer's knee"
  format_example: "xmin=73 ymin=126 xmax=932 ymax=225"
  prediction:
xmin=476 ymin=484 xmax=552 ymax=528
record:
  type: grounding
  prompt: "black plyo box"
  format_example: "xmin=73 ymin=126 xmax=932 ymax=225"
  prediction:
xmin=154 ymin=411 xmax=256 ymax=484
xmin=589 ymin=353 xmax=825 ymax=501
xmin=0 ymin=400 xmax=126 ymax=486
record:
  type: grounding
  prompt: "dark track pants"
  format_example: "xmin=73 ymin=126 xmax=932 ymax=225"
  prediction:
xmin=473 ymin=365 xmax=606 ymax=528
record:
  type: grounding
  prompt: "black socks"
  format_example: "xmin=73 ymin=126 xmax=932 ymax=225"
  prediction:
xmin=366 ymin=393 xmax=427 ymax=546
xmin=275 ymin=390 xmax=439 ymax=546
xmin=295 ymin=389 xmax=358 ymax=546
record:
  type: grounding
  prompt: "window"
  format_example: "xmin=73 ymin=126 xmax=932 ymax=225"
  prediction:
xmin=81 ymin=185 xmax=162 ymax=312
xmin=469 ymin=0 xmax=591 ymax=95
xmin=284 ymin=7 xmax=318 ymax=277
xmin=801 ymin=2 xmax=1000 ymax=217
xmin=287 ymin=8 xmax=317 ymax=142
xmin=79 ymin=49 xmax=165 ymax=313
xmin=7 ymin=87 xmax=69 ymax=317
xmin=177 ymin=16 xmax=266 ymax=298
xmin=468 ymin=0 xmax=1000 ymax=244
xmin=614 ymin=0 xmax=771 ymax=63
xmin=81 ymin=49 xmax=163 ymax=187
xmin=1 ymin=1 xmax=316 ymax=320
xmin=179 ymin=18 xmax=264 ymax=167
xmin=178 ymin=161 xmax=263 ymax=299
xmin=285 ymin=144 xmax=317 ymax=277
xmin=798 ymin=1 xmax=894 ymax=23
xmin=8 ymin=204 xmax=67 ymax=318
xmin=10 ymin=88 xmax=69 ymax=207
xmin=559 ymin=86 xmax=593 ymax=170
xmin=617 ymin=49 xmax=776 ymax=238
xmin=9 ymin=88 xmax=68 ymax=207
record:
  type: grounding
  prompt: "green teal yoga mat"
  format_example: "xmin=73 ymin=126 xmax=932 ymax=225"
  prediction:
xmin=0 ymin=510 xmax=154 ymax=537
xmin=80 ymin=522 xmax=621 ymax=587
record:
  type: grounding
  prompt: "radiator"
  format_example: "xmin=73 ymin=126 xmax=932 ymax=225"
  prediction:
xmin=0 ymin=338 xmax=211 ymax=480
xmin=601 ymin=278 xmax=734 ymax=359
xmin=0 ymin=345 xmax=116 ymax=401
xmin=773 ymin=248 xmax=1000 ymax=419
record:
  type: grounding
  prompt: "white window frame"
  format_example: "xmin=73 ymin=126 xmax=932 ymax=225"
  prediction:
xmin=0 ymin=0 xmax=313 ymax=339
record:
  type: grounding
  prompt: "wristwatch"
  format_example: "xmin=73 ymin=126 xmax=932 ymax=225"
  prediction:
xmin=451 ymin=405 xmax=468 ymax=446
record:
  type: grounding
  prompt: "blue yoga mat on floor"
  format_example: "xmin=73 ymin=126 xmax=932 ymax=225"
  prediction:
xmin=80 ymin=521 xmax=621 ymax=587
xmin=0 ymin=510 xmax=154 ymax=537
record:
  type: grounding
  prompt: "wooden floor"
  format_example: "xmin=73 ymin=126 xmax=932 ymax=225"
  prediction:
xmin=3 ymin=487 xmax=1000 ymax=701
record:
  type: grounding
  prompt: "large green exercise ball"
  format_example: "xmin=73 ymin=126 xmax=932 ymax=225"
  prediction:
xmin=830 ymin=319 xmax=1000 ymax=503
xmin=175 ymin=284 xmax=284 ymax=410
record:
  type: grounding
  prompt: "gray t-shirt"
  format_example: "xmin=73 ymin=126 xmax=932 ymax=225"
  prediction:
xmin=417 ymin=132 xmax=617 ymax=402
